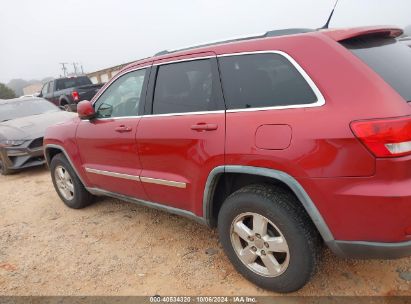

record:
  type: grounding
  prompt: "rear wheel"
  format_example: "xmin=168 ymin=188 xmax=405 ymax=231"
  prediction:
xmin=218 ymin=184 xmax=321 ymax=293
xmin=59 ymin=99 xmax=70 ymax=111
xmin=50 ymin=153 xmax=94 ymax=208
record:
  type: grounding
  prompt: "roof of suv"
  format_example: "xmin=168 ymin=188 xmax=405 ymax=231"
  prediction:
xmin=123 ymin=26 xmax=403 ymax=71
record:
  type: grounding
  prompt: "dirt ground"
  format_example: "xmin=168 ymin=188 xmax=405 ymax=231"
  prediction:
xmin=0 ymin=166 xmax=411 ymax=296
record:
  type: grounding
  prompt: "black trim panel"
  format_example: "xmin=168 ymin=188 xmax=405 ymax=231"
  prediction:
xmin=333 ymin=239 xmax=411 ymax=259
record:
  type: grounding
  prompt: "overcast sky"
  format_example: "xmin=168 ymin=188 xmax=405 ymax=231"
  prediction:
xmin=0 ymin=0 xmax=410 ymax=83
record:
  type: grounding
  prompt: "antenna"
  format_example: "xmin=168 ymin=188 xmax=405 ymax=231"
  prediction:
xmin=320 ymin=0 xmax=339 ymax=29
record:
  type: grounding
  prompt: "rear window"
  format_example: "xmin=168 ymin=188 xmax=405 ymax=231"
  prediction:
xmin=0 ymin=99 xmax=59 ymax=123
xmin=341 ymin=36 xmax=411 ymax=102
xmin=55 ymin=77 xmax=92 ymax=91
xmin=218 ymin=53 xmax=318 ymax=110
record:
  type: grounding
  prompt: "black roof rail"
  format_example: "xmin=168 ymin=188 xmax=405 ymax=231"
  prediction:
xmin=154 ymin=28 xmax=315 ymax=57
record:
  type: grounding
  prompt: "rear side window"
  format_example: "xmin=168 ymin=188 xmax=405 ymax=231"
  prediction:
xmin=153 ymin=59 xmax=222 ymax=114
xmin=218 ymin=53 xmax=317 ymax=110
xmin=55 ymin=77 xmax=92 ymax=91
xmin=341 ymin=36 xmax=411 ymax=102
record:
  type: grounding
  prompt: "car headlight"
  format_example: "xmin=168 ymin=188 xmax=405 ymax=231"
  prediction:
xmin=0 ymin=139 xmax=26 ymax=147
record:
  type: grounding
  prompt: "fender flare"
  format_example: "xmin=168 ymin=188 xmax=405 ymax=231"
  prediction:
xmin=202 ymin=165 xmax=343 ymax=254
xmin=44 ymin=144 xmax=87 ymax=187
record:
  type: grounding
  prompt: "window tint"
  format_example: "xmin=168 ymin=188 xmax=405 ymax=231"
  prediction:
xmin=153 ymin=59 xmax=219 ymax=114
xmin=48 ymin=81 xmax=54 ymax=93
xmin=55 ymin=76 xmax=92 ymax=91
xmin=0 ymin=99 xmax=59 ymax=122
xmin=41 ymin=83 xmax=49 ymax=96
xmin=94 ymin=69 xmax=146 ymax=118
xmin=218 ymin=53 xmax=317 ymax=110
xmin=341 ymin=36 xmax=411 ymax=102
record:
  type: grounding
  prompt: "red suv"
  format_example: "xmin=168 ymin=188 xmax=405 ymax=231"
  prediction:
xmin=44 ymin=26 xmax=411 ymax=292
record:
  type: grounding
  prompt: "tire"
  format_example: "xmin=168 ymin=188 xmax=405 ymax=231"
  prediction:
xmin=0 ymin=154 xmax=12 ymax=175
xmin=50 ymin=153 xmax=94 ymax=209
xmin=218 ymin=184 xmax=321 ymax=293
xmin=59 ymin=99 xmax=69 ymax=111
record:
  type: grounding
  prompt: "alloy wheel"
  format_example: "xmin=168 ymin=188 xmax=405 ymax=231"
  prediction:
xmin=230 ymin=212 xmax=290 ymax=277
xmin=54 ymin=165 xmax=75 ymax=200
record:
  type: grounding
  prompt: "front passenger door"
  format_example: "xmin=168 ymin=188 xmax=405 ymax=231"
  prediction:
xmin=76 ymin=66 xmax=150 ymax=199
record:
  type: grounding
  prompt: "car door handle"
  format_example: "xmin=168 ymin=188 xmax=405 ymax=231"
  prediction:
xmin=115 ymin=125 xmax=132 ymax=133
xmin=190 ymin=123 xmax=218 ymax=131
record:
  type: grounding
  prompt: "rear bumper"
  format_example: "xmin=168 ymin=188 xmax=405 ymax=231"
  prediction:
xmin=329 ymin=239 xmax=411 ymax=259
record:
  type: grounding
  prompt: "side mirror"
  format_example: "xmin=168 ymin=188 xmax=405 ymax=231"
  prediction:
xmin=33 ymin=92 xmax=40 ymax=97
xmin=77 ymin=100 xmax=96 ymax=120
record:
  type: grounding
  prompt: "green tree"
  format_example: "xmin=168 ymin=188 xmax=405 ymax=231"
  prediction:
xmin=0 ymin=83 xmax=16 ymax=99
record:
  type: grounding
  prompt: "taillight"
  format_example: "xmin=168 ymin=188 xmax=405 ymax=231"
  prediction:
xmin=71 ymin=91 xmax=79 ymax=102
xmin=351 ymin=116 xmax=411 ymax=158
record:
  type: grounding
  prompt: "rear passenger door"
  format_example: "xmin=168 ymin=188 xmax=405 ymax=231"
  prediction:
xmin=137 ymin=54 xmax=225 ymax=215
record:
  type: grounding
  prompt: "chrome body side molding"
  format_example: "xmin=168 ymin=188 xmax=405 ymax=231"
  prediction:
xmin=140 ymin=176 xmax=187 ymax=189
xmin=84 ymin=167 xmax=187 ymax=188
xmin=85 ymin=167 xmax=141 ymax=181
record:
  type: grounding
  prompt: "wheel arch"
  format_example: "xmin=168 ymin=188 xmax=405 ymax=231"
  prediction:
xmin=44 ymin=144 xmax=87 ymax=187
xmin=59 ymin=96 xmax=69 ymax=106
xmin=203 ymin=166 xmax=336 ymax=246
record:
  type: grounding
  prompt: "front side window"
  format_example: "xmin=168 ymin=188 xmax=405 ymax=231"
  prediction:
xmin=218 ymin=53 xmax=317 ymax=110
xmin=153 ymin=59 xmax=219 ymax=114
xmin=94 ymin=69 xmax=146 ymax=118
xmin=41 ymin=83 xmax=49 ymax=96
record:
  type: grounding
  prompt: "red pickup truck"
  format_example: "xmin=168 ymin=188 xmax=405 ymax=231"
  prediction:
xmin=44 ymin=26 xmax=411 ymax=292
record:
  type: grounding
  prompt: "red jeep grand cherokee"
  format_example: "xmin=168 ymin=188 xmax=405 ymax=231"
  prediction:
xmin=44 ymin=26 xmax=411 ymax=292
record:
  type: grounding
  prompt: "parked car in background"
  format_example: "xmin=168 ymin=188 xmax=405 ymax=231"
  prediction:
xmin=0 ymin=97 xmax=75 ymax=175
xmin=38 ymin=76 xmax=104 ymax=111
xmin=44 ymin=26 xmax=411 ymax=293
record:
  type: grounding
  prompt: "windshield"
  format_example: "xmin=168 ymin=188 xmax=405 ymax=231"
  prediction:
xmin=341 ymin=35 xmax=411 ymax=102
xmin=55 ymin=76 xmax=92 ymax=91
xmin=0 ymin=98 xmax=60 ymax=122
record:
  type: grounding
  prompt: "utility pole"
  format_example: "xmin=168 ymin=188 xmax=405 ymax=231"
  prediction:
xmin=59 ymin=63 xmax=68 ymax=77
xmin=72 ymin=62 xmax=78 ymax=76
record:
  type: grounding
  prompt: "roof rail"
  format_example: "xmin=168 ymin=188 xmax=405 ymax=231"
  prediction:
xmin=154 ymin=28 xmax=314 ymax=57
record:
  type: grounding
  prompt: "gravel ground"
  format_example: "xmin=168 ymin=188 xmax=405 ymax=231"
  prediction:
xmin=0 ymin=166 xmax=411 ymax=296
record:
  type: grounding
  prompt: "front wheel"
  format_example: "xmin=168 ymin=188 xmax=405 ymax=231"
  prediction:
xmin=218 ymin=184 xmax=321 ymax=293
xmin=50 ymin=153 xmax=94 ymax=209
xmin=0 ymin=154 xmax=12 ymax=175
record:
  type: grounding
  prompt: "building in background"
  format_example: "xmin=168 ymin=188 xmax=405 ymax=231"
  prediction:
xmin=86 ymin=62 xmax=133 ymax=84
xmin=23 ymin=83 xmax=42 ymax=95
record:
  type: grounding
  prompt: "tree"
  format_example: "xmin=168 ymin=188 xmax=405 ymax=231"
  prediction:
xmin=0 ymin=83 xmax=16 ymax=99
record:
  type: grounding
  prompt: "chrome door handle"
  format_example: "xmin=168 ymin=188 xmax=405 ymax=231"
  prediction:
xmin=115 ymin=125 xmax=132 ymax=133
xmin=190 ymin=123 xmax=218 ymax=131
